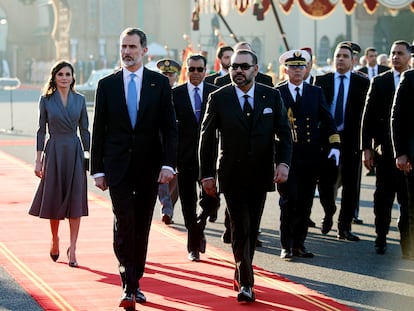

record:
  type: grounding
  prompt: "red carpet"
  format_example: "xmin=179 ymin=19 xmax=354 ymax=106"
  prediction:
xmin=0 ymin=149 xmax=356 ymax=311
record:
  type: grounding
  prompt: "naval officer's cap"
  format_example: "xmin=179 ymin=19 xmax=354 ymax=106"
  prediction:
xmin=279 ymin=49 xmax=311 ymax=67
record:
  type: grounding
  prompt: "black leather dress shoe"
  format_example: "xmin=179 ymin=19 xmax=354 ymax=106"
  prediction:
xmin=119 ymin=292 xmax=135 ymax=309
xmin=208 ymin=211 xmax=217 ymax=223
xmin=337 ymin=230 xmax=360 ymax=241
xmin=135 ymin=288 xmax=146 ymax=303
xmin=200 ymin=235 xmax=206 ymax=254
xmin=321 ymin=217 xmax=333 ymax=235
xmin=188 ymin=251 xmax=200 ymax=262
xmin=162 ymin=214 xmax=174 ymax=225
xmin=352 ymin=217 xmax=363 ymax=225
xmin=280 ymin=248 xmax=293 ymax=260
xmin=375 ymin=245 xmax=387 ymax=254
xmin=237 ymin=286 xmax=255 ymax=302
xmin=308 ymin=219 xmax=316 ymax=228
xmin=221 ymin=231 xmax=231 ymax=244
xmin=293 ymin=248 xmax=314 ymax=258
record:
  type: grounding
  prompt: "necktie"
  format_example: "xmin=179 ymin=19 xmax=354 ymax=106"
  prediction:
xmin=127 ymin=73 xmax=137 ymax=127
xmin=371 ymin=68 xmax=375 ymax=79
xmin=295 ymin=86 xmax=301 ymax=104
xmin=335 ymin=75 xmax=345 ymax=126
xmin=194 ymin=87 xmax=202 ymax=123
xmin=243 ymin=94 xmax=253 ymax=128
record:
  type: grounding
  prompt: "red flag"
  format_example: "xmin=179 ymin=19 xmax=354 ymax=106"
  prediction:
xmin=178 ymin=46 xmax=193 ymax=85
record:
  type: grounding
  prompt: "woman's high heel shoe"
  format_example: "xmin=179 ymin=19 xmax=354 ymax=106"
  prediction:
xmin=50 ymin=252 xmax=59 ymax=262
xmin=66 ymin=247 xmax=78 ymax=268
xmin=50 ymin=239 xmax=59 ymax=262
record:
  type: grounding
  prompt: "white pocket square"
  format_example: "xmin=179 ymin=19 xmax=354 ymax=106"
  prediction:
xmin=263 ymin=108 xmax=273 ymax=114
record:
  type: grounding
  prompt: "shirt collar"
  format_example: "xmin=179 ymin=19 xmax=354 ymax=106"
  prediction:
xmin=288 ymin=81 xmax=303 ymax=94
xmin=335 ymin=71 xmax=351 ymax=80
xmin=235 ymin=84 xmax=255 ymax=99
xmin=123 ymin=66 xmax=144 ymax=80
xmin=188 ymin=82 xmax=204 ymax=94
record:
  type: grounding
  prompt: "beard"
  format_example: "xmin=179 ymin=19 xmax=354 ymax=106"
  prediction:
xmin=121 ymin=56 xmax=137 ymax=68
xmin=231 ymin=73 xmax=252 ymax=87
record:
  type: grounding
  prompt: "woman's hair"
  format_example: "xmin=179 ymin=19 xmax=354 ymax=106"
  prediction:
xmin=43 ymin=60 xmax=76 ymax=97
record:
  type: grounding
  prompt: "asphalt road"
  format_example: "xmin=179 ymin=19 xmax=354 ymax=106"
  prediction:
xmin=1 ymin=89 xmax=414 ymax=311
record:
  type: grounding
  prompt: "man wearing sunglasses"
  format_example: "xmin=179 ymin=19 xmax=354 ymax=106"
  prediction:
xmin=276 ymin=50 xmax=340 ymax=260
xmin=172 ymin=54 xmax=219 ymax=263
xmin=199 ymin=49 xmax=292 ymax=303
xmin=214 ymin=41 xmax=273 ymax=88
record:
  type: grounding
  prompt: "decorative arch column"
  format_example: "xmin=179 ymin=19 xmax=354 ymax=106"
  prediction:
xmin=50 ymin=0 xmax=71 ymax=60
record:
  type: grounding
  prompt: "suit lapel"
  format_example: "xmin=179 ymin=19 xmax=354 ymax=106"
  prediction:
xmin=252 ymin=84 xmax=267 ymax=128
xmin=228 ymin=86 xmax=248 ymax=128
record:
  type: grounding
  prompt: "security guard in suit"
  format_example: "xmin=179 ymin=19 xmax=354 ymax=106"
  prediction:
xmin=156 ymin=58 xmax=181 ymax=225
xmin=276 ymin=50 xmax=340 ymax=259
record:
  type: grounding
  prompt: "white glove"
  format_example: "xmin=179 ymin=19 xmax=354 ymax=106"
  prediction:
xmin=328 ymin=148 xmax=340 ymax=167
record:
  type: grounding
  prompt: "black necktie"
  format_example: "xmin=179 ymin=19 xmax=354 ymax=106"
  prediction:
xmin=335 ymin=75 xmax=345 ymax=126
xmin=243 ymin=94 xmax=253 ymax=128
xmin=371 ymin=67 xmax=375 ymax=78
xmin=295 ymin=86 xmax=301 ymax=104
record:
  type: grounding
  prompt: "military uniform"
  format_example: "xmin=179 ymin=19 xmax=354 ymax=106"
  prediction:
xmin=276 ymin=50 xmax=340 ymax=259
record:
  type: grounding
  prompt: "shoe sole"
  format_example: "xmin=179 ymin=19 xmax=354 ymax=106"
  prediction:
xmin=237 ymin=293 xmax=256 ymax=302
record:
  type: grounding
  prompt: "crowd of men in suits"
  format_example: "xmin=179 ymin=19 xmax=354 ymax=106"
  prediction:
xmin=92 ymin=27 xmax=414 ymax=309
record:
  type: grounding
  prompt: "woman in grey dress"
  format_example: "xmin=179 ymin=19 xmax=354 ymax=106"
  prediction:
xmin=29 ymin=60 xmax=90 ymax=268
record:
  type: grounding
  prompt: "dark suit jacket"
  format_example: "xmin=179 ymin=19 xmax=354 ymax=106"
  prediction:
xmin=314 ymin=71 xmax=369 ymax=153
xmin=204 ymin=73 xmax=221 ymax=85
xmin=358 ymin=65 xmax=389 ymax=77
xmin=173 ymin=81 xmax=218 ymax=179
xmin=361 ymin=70 xmax=395 ymax=155
xmin=214 ymin=72 xmax=274 ymax=87
xmin=392 ymin=69 xmax=414 ymax=161
xmin=199 ymin=83 xmax=292 ymax=193
xmin=91 ymin=67 xmax=177 ymax=187
xmin=276 ymin=82 xmax=338 ymax=164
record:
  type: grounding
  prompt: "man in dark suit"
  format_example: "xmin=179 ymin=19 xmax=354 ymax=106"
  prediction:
xmin=276 ymin=50 xmax=340 ymax=259
xmin=358 ymin=47 xmax=390 ymax=80
xmin=91 ymin=28 xmax=177 ymax=310
xmin=204 ymin=45 xmax=233 ymax=85
xmin=199 ymin=49 xmax=292 ymax=302
xmin=214 ymin=41 xmax=273 ymax=88
xmin=362 ymin=40 xmax=411 ymax=255
xmin=172 ymin=54 xmax=218 ymax=262
xmin=215 ymin=42 xmax=273 ymax=246
xmin=392 ymin=68 xmax=414 ymax=260
xmin=315 ymin=42 xmax=370 ymax=241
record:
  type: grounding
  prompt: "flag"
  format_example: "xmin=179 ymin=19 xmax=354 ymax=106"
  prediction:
xmin=178 ymin=46 xmax=193 ymax=85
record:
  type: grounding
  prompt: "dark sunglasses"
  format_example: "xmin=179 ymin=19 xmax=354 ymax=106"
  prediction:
xmin=230 ymin=63 xmax=255 ymax=70
xmin=188 ymin=67 xmax=205 ymax=72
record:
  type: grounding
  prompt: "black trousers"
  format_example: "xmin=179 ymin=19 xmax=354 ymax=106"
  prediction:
xmin=223 ymin=189 xmax=266 ymax=288
xmin=278 ymin=163 xmax=318 ymax=250
xmin=177 ymin=170 xmax=201 ymax=253
xmin=373 ymin=153 xmax=408 ymax=241
xmin=337 ymin=149 xmax=362 ymax=231
xmin=404 ymin=169 xmax=414 ymax=256
xmin=109 ymin=176 xmax=158 ymax=294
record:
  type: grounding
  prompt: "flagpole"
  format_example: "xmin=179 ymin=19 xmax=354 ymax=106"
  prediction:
xmin=214 ymin=7 xmax=239 ymax=43
xmin=269 ymin=0 xmax=289 ymax=50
